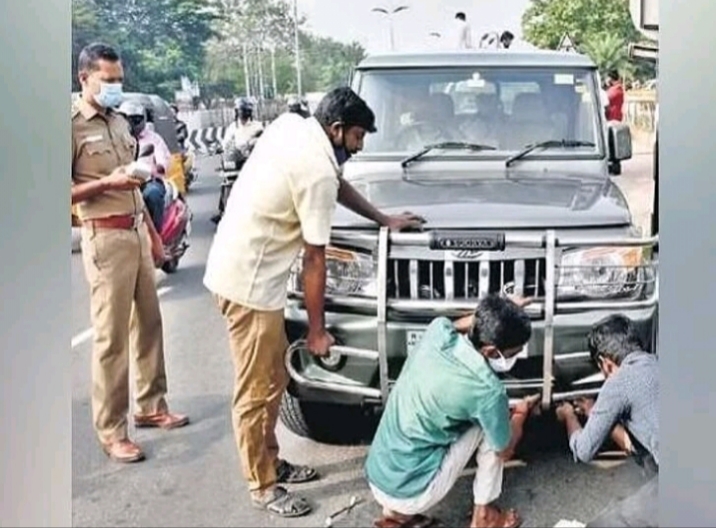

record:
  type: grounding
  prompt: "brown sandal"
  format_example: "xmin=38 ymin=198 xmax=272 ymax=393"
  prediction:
xmin=102 ymin=439 xmax=145 ymax=463
xmin=471 ymin=506 xmax=522 ymax=528
xmin=374 ymin=514 xmax=443 ymax=528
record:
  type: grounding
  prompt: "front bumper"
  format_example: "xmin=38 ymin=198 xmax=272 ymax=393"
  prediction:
xmin=284 ymin=300 xmax=657 ymax=408
xmin=284 ymin=228 xmax=659 ymax=410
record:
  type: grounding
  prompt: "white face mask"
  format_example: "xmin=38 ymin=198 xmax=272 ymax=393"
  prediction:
xmin=487 ymin=351 xmax=519 ymax=373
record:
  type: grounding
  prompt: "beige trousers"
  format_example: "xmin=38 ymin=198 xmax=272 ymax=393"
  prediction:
xmin=215 ymin=296 xmax=290 ymax=493
xmin=81 ymin=223 xmax=168 ymax=445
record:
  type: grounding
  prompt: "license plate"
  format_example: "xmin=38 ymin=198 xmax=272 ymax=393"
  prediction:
xmin=406 ymin=330 xmax=425 ymax=355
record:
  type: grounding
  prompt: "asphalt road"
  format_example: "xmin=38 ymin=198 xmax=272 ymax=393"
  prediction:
xmin=72 ymin=153 xmax=655 ymax=528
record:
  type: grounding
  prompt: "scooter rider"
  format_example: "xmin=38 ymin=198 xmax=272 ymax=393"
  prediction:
xmin=221 ymin=98 xmax=264 ymax=168
xmin=118 ymin=100 xmax=172 ymax=231
xmin=287 ymin=96 xmax=310 ymax=118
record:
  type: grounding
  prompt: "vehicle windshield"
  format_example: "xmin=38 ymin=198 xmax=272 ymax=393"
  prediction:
xmin=354 ymin=66 xmax=602 ymax=157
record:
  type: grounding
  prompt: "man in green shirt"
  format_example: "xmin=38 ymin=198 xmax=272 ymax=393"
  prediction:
xmin=365 ymin=294 xmax=538 ymax=528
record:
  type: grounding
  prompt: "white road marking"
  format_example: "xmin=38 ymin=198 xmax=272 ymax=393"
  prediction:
xmin=71 ymin=286 xmax=174 ymax=349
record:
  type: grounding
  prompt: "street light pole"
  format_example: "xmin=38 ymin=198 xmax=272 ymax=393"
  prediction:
xmin=372 ymin=5 xmax=409 ymax=51
xmin=293 ymin=0 xmax=302 ymax=96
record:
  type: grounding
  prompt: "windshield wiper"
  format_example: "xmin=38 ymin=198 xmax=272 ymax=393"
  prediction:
xmin=504 ymin=139 xmax=596 ymax=168
xmin=401 ymin=141 xmax=496 ymax=169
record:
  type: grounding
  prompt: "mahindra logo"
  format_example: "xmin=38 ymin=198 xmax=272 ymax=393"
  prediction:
xmin=450 ymin=250 xmax=484 ymax=260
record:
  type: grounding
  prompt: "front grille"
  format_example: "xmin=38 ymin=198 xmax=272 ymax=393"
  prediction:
xmin=387 ymin=258 xmax=547 ymax=300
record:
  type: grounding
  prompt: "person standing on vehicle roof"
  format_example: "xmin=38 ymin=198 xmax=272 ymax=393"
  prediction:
xmin=118 ymin=100 xmax=172 ymax=231
xmin=203 ymin=87 xmax=425 ymax=519
xmin=365 ymin=294 xmax=538 ymax=528
xmin=556 ymin=315 xmax=658 ymax=527
xmin=455 ymin=12 xmax=473 ymax=49
xmin=71 ymin=43 xmax=189 ymax=464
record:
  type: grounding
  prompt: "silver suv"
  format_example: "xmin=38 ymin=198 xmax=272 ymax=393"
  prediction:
xmin=280 ymin=50 xmax=658 ymax=440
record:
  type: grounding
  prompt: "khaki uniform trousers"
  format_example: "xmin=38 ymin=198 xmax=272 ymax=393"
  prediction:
xmin=81 ymin=223 xmax=168 ymax=445
xmin=214 ymin=295 xmax=289 ymax=493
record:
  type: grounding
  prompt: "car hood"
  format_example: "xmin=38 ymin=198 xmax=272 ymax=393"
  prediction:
xmin=333 ymin=170 xmax=631 ymax=229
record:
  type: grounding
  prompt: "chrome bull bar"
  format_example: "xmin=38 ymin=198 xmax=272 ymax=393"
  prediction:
xmin=285 ymin=228 xmax=659 ymax=410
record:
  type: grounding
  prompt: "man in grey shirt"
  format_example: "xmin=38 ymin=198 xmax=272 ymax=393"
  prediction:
xmin=556 ymin=314 xmax=658 ymax=527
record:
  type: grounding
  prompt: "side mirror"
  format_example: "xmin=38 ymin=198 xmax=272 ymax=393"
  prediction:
xmin=607 ymin=121 xmax=632 ymax=161
xmin=607 ymin=121 xmax=632 ymax=175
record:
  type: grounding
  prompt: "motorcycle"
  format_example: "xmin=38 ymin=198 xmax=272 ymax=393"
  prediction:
xmin=132 ymin=144 xmax=193 ymax=273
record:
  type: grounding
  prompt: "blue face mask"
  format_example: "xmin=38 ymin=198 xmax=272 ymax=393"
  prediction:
xmin=94 ymin=82 xmax=124 ymax=109
xmin=333 ymin=146 xmax=351 ymax=166
xmin=332 ymin=126 xmax=352 ymax=166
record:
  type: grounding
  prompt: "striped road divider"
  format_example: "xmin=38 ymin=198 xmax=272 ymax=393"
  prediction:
xmin=187 ymin=126 xmax=228 ymax=153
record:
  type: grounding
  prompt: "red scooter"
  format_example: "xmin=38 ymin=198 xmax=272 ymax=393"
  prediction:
xmin=158 ymin=179 xmax=192 ymax=273
xmin=132 ymin=144 xmax=193 ymax=274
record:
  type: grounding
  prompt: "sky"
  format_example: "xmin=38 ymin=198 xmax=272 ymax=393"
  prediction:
xmin=296 ymin=0 xmax=533 ymax=54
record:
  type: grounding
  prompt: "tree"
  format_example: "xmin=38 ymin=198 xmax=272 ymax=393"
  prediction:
xmin=522 ymin=0 xmax=640 ymax=50
xmin=71 ymin=0 xmax=218 ymax=98
xmin=521 ymin=0 xmax=656 ymax=81
xmin=580 ymin=32 xmax=634 ymax=80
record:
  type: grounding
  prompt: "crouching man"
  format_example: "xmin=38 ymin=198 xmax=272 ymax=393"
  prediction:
xmin=556 ymin=315 xmax=658 ymax=527
xmin=365 ymin=294 xmax=538 ymax=528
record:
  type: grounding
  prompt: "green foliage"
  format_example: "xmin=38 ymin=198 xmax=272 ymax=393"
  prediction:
xmin=72 ymin=0 xmax=367 ymax=101
xmin=72 ymin=0 xmax=217 ymax=98
xmin=521 ymin=0 xmax=656 ymax=81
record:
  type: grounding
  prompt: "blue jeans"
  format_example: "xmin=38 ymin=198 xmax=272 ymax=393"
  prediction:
xmin=142 ymin=179 xmax=166 ymax=231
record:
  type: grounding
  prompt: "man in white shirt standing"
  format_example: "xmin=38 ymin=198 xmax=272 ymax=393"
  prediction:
xmin=455 ymin=12 xmax=473 ymax=49
xmin=203 ymin=87 xmax=425 ymax=519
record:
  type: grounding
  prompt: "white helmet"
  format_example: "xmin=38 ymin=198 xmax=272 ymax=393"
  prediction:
xmin=118 ymin=100 xmax=146 ymax=118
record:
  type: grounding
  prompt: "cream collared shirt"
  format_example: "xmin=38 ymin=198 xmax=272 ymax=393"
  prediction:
xmin=203 ymin=114 xmax=341 ymax=310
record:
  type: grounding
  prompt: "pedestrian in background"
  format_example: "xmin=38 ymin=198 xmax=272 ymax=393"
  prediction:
xmin=455 ymin=12 xmax=473 ymax=49
xmin=203 ymin=87 xmax=424 ymax=518
xmin=71 ymin=42 xmax=189 ymax=464
xmin=604 ymin=70 xmax=625 ymax=122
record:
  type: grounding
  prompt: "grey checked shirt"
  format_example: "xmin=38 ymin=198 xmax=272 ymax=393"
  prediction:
xmin=569 ymin=351 xmax=659 ymax=466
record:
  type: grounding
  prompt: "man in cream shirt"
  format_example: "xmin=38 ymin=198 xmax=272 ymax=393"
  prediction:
xmin=203 ymin=87 xmax=425 ymax=519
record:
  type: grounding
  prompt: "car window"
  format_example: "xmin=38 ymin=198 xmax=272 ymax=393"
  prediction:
xmin=355 ymin=67 xmax=602 ymax=155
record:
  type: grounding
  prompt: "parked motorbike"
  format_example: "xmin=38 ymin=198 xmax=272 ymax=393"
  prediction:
xmin=132 ymin=144 xmax=193 ymax=273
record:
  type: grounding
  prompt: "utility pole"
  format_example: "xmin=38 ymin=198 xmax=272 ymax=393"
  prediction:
xmin=293 ymin=0 xmax=302 ymax=96
xmin=270 ymin=45 xmax=278 ymax=98
xmin=371 ymin=5 xmax=409 ymax=51
xmin=242 ymin=43 xmax=251 ymax=97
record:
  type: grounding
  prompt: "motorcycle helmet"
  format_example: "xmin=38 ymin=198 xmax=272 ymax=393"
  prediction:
xmin=118 ymin=100 xmax=147 ymax=136
xmin=235 ymin=98 xmax=254 ymax=120
xmin=287 ymin=96 xmax=310 ymax=118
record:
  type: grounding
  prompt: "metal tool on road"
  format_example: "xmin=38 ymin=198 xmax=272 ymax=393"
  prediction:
xmin=324 ymin=495 xmax=363 ymax=527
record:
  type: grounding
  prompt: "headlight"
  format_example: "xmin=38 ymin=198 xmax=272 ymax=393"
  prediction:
xmin=288 ymin=246 xmax=378 ymax=297
xmin=557 ymin=247 xmax=654 ymax=299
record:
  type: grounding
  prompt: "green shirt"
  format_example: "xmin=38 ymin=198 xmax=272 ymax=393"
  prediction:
xmin=364 ymin=317 xmax=511 ymax=499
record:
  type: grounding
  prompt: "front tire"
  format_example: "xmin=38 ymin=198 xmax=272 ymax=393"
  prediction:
xmin=279 ymin=392 xmax=378 ymax=444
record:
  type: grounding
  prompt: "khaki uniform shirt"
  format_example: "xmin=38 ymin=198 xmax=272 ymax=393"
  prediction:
xmin=203 ymin=114 xmax=341 ymax=311
xmin=72 ymin=98 xmax=143 ymax=220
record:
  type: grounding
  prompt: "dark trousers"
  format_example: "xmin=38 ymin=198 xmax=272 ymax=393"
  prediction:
xmin=587 ymin=459 xmax=658 ymax=527
xmin=142 ymin=179 xmax=166 ymax=231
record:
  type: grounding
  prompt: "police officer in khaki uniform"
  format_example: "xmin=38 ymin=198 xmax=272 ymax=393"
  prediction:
xmin=72 ymin=43 xmax=189 ymax=463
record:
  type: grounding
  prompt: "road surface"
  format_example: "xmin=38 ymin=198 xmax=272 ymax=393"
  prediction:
xmin=72 ymin=153 xmax=655 ymax=527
